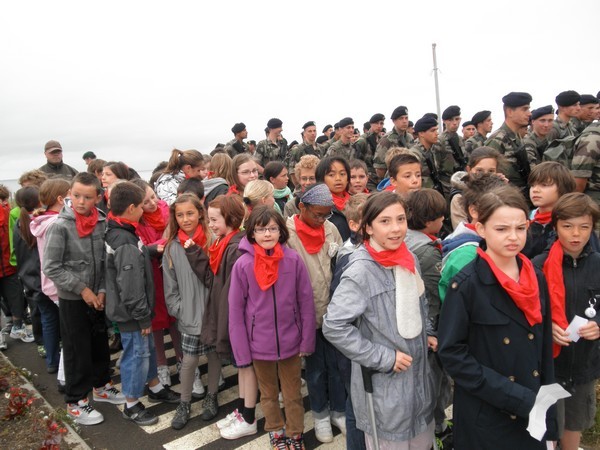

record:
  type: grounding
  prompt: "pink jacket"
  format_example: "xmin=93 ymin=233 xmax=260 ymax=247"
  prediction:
xmin=30 ymin=213 xmax=59 ymax=302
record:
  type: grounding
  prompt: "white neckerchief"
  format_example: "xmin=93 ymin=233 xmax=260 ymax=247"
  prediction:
xmin=393 ymin=265 xmax=425 ymax=339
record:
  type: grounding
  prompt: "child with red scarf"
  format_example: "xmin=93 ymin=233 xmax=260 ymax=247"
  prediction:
xmin=229 ymin=206 xmax=316 ymax=449
xmin=533 ymin=193 xmax=600 ymax=450
xmin=162 ymin=194 xmax=212 ymax=430
xmin=130 ymin=179 xmax=183 ymax=389
xmin=286 ymin=183 xmax=345 ymax=444
xmin=316 ymin=156 xmax=352 ymax=241
xmin=438 ymin=185 xmax=557 ymax=450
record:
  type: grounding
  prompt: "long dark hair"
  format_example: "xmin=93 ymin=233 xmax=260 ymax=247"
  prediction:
xmin=16 ymin=186 xmax=41 ymax=248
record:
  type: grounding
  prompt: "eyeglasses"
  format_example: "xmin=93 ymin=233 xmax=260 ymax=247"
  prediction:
xmin=238 ymin=168 xmax=259 ymax=176
xmin=307 ymin=208 xmax=333 ymax=221
xmin=300 ymin=176 xmax=316 ymax=183
xmin=254 ymin=226 xmax=280 ymax=235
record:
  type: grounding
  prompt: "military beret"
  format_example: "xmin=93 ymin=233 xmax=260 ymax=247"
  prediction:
xmin=289 ymin=140 xmax=299 ymax=148
xmin=502 ymin=92 xmax=532 ymax=107
xmin=597 ymin=91 xmax=600 ymax=100
xmin=267 ymin=118 xmax=283 ymax=129
xmin=302 ymin=121 xmax=316 ymax=130
xmin=338 ymin=117 xmax=354 ymax=128
xmin=369 ymin=113 xmax=385 ymax=123
xmin=530 ymin=105 xmax=554 ymax=120
xmin=555 ymin=90 xmax=581 ymax=107
xmin=408 ymin=121 xmax=414 ymax=127
xmin=462 ymin=121 xmax=474 ymax=128
xmin=231 ymin=122 xmax=246 ymax=134
xmin=316 ymin=135 xmax=329 ymax=144
xmin=334 ymin=122 xmax=340 ymax=130
xmin=471 ymin=110 xmax=491 ymax=126
xmin=422 ymin=112 xmax=438 ymax=120
xmin=391 ymin=106 xmax=409 ymax=120
xmin=322 ymin=124 xmax=333 ymax=133
xmin=414 ymin=116 xmax=438 ymax=133
xmin=247 ymin=140 xmax=256 ymax=146
xmin=442 ymin=105 xmax=461 ymax=120
xmin=580 ymin=94 xmax=599 ymax=105
xmin=82 ymin=151 xmax=96 ymax=160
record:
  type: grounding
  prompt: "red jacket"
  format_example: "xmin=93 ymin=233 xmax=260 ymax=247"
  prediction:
xmin=0 ymin=205 xmax=16 ymax=277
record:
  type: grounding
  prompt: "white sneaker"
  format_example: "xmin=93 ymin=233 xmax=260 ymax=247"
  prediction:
xmin=218 ymin=371 xmax=226 ymax=391
xmin=220 ymin=414 xmax=257 ymax=439
xmin=314 ymin=416 xmax=333 ymax=443
xmin=216 ymin=409 xmax=240 ymax=429
xmin=192 ymin=367 xmax=206 ymax=399
xmin=93 ymin=382 xmax=126 ymax=404
xmin=9 ymin=325 xmax=34 ymax=343
xmin=331 ymin=414 xmax=347 ymax=435
xmin=67 ymin=398 xmax=104 ymax=425
xmin=157 ymin=365 xmax=171 ymax=387
xmin=0 ymin=333 xmax=7 ymax=350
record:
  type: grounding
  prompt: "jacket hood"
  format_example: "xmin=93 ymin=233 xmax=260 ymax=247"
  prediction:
xmin=203 ymin=177 xmax=228 ymax=196
xmin=405 ymin=229 xmax=436 ymax=252
xmin=30 ymin=213 xmax=59 ymax=238
xmin=238 ymin=236 xmax=256 ymax=256
xmin=450 ymin=171 xmax=468 ymax=190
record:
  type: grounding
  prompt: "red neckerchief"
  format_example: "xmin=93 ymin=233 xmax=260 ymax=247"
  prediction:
xmin=207 ymin=171 xmax=215 ymax=178
xmin=425 ymin=233 xmax=442 ymax=252
xmin=532 ymin=210 xmax=552 ymax=225
xmin=384 ymin=185 xmax=396 ymax=192
xmin=331 ymin=191 xmax=350 ymax=211
xmin=74 ymin=207 xmax=99 ymax=238
xmin=464 ymin=223 xmax=477 ymax=232
xmin=107 ymin=211 xmax=139 ymax=230
xmin=543 ymin=240 xmax=569 ymax=357
xmin=142 ymin=207 xmax=166 ymax=233
xmin=476 ymin=247 xmax=542 ymax=326
xmin=363 ymin=188 xmax=370 ymax=194
xmin=294 ymin=215 xmax=325 ymax=254
xmin=253 ymin=243 xmax=284 ymax=291
xmin=364 ymin=239 xmax=415 ymax=273
xmin=178 ymin=226 xmax=207 ymax=250
xmin=209 ymin=230 xmax=238 ymax=274
xmin=228 ymin=185 xmax=241 ymax=196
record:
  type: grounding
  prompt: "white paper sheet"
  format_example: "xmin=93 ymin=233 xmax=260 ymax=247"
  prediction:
xmin=527 ymin=383 xmax=571 ymax=441
xmin=565 ymin=315 xmax=588 ymax=342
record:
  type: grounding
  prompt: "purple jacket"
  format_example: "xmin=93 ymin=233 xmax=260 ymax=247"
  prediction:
xmin=229 ymin=237 xmax=316 ymax=366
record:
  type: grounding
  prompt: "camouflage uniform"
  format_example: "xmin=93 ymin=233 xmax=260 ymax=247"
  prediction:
xmin=326 ymin=139 xmax=355 ymax=160
xmin=287 ymin=142 xmax=321 ymax=174
xmin=485 ymin=123 xmax=533 ymax=188
xmin=438 ymin=130 xmax=467 ymax=172
xmin=522 ymin=132 xmax=548 ymax=165
xmin=224 ymin=138 xmax=248 ymax=158
xmin=547 ymin=116 xmax=578 ymax=142
xmin=255 ymin=137 xmax=289 ymax=167
xmin=570 ymin=123 xmax=600 ymax=202
xmin=373 ymin=127 xmax=414 ymax=172
xmin=353 ymin=131 xmax=380 ymax=185
xmin=571 ymin=117 xmax=593 ymax=135
xmin=407 ymin=141 xmax=435 ymax=190
xmin=464 ymin=132 xmax=486 ymax=155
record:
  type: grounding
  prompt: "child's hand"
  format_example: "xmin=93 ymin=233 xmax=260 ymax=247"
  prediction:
xmin=156 ymin=244 xmax=164 ymax=253
xmin=393 ymin=350 xmax=413 ymax=372
xmin=579 ymin=320 xmax=600 ymax=340
xmin=427 ymin=336 xmax=438 ymax=352
xmin=141 ymin=326 xmax=152 ymax=337
xmin=183 ymin=239 xmax=196 ymax=249
xmin=552 ymin=322 xmax=571 ymax=346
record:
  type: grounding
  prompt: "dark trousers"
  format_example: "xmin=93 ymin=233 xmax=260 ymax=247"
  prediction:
xmin=37 ymin=295 xmax=60 ymax=369
xmin=0 ymin=273 xmax=24 ymax=320
xmin=24 ymin=294 xmax=43 ymax=344
xmin=59 ymin=299 xmax=111 ymax=404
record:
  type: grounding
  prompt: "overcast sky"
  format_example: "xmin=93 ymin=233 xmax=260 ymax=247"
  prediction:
xmin=1 ymin=0 xmax=598 ymax=181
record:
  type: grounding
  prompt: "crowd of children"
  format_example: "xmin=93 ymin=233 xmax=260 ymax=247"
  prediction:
xmin=0 ymin=142 xmax=599 ymax=450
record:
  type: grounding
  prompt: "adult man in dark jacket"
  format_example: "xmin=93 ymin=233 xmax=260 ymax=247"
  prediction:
xmin=39 ymin=140 xmax=78 ymax=180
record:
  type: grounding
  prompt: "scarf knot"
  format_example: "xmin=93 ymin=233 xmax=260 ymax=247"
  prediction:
xmin=253 ymin=243 xmax=284 ymax=291
xmin=293 ymin=216 xmax=325 ymax=254
xmin=364 ymin=240 xmax=415 ymax=273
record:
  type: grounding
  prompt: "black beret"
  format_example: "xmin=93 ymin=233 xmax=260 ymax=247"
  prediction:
xmin=555 ymin=90 xmax=581 ymax=107
xmin=414 ymin=116 xmax=438 ymax=133
xmin=267 ymin=118 xmax=283 ymax=129
xmin=408 ymin=121 xmax=414 ymax=127
xmin=369 ymin=113 xmax=385 ymax=123
xmin=316 ymin=135 xmax=329 ymax=144
xmin=502 ymin=92 xmax=532 ymax=107
xmin=471 ymin=110 xmax=491 ymax=126
xmin=82 ymin=151 xmax=96 ymax=160
xmin=322 ymin=124 xmax=333 ymax=133
xmin=422 ymin=112 xmax=438 ymax=120
xmin=339 ymin=117 xmax=354 ymax=128
xmin=597 ymin=91 xmax=600 ymax=100
xmin=530 ymin=105 xmax=554 ymax=120
xmin=289 ymin=140 xmax=299 ymax=147
xmin=442 ymin=105 xmax=461 ymax=120
xmin=302 ymin=121 xmax=316 ymax=129
xmin=462 ymin=121 xmax=474 ymax=128
xmin=231 ymin=122 xmax=246 ymax=134
xmin=391 ymin=106 xmax=408 ymax=120
xmin=247 ymin=140 xmax=256 ymax=146
xmin=580 ymin=94 xmax=599 ymax=105
xmin=334 ymin=122 xmax=340 ymax=130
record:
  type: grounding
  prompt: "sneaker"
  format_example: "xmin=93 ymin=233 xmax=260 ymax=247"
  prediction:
xmin=220 ymin=414 xmax=257 ymax=439
xmin=93 ymin=382 xmax=126 ymax=405
xmin=331 ymin=414 xmax=347 ymax=435
xmin=0 ymin=334 xmax=7 ymax=350
xmin=47 ymin=366 xmax=58 ymax=374
xmin=218 ymin=371 xmax=226 ymax=391
xmin=67 ymin=398 xmax=104 ymax=425
xmin=201 ymin=392 xmax=218 ymax=421
xmin=122 ymin=402 xmax=158 ymax=426
xmin=269 ymin=431 xmax=288 ymax=449
xmin=314 ymin=416 xmax=333 ymax=443
xmin=192 ymin=367 xmax=206 ymax=399
xmin=157 ymin=365 xmax=171 ymax=387
xmin=9 ymin=325 xmax=34 ymax=343
xmin=216 ymin=409 xmax=240 ymax=430
xmin=38 ymin=345 xmax=46 ymax=358
xmin=1 ymin=321 xmax=13 ymax=335
xmin=287 ymin=433 xmax=306 ymax=450
xmin=57 ymin=381 xmax=66 ymax=394
xmin=148 ymin=386 xmax=180 ymax=404
xmin=171 ymin=401 xmax=190 ymax=430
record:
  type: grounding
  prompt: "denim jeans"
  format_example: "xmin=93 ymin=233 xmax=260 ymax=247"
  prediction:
xmin=120 ymin=330 xmax=158 ymax=399
xmin=337 ymin=351 xmax=366 ymax=450
xmin=305 ymin=329 xmax=346 ymax=414
xmin=36 ymin=295 xmax=60 ymax=369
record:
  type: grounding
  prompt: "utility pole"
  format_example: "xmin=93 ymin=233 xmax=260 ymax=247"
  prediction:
xmin=432 ymin=43 xmax=442 ymax=123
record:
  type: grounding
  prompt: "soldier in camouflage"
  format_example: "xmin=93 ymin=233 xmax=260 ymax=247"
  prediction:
xmin=571 ymin=122 xmax=600 ymax=203
xmin=522 ymin=105 xmax=554 ymax=164
xmin=224 ymin=122 xmax=249 ymax=157
xmin=485 ymin=92 xmax=534 ymax=189
xmin=326 ymin=117 xmax=355 ymax=160
xmin=254 ymin=118 xmax=288 ymax=173
xmin=438 ymin=105 xmax=468 ymax=179
xmin=465 ymin=110 xmax=493 ymax=155
xmin=288 ymin=121 xmax=321 ymax=186
xmin=408 ymin=115 xmax=443 ymax=193
xmin=547 ymin=90 xmax=581 ymax=141
xmin=462 ymin=121 xmax=476 ymax=141
xmin=374 ymin=106 xmax=414 ymax=179
xmin=571 ymin=94 xmax=599 ymax=135
xmin=319 ymin=123 xmax=340 ymax=155
xmin=354 ymin=113 xmax=385 ymax=189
